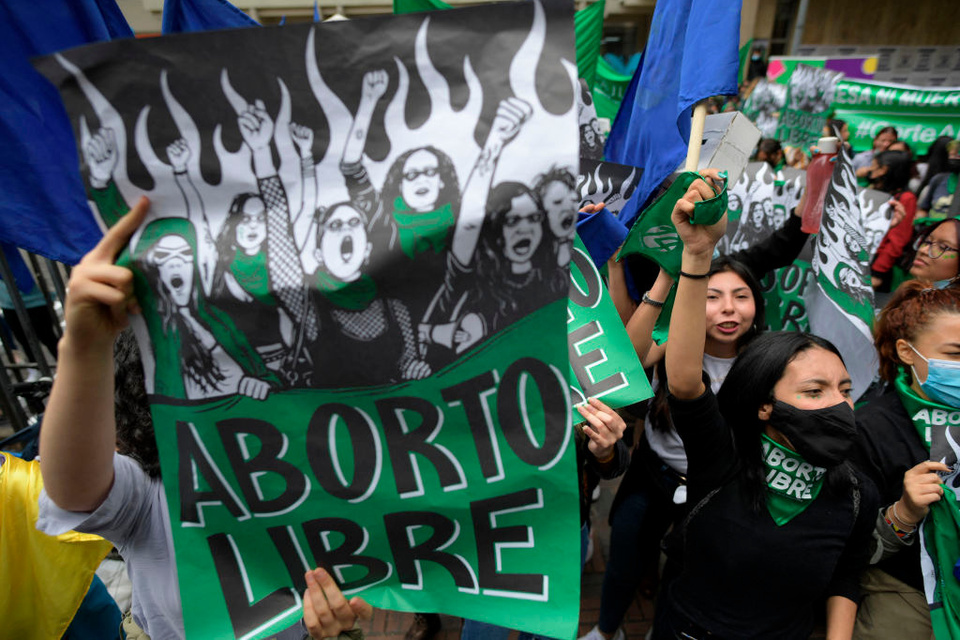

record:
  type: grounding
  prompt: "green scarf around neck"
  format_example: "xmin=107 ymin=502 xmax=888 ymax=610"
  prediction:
xmin=894 ymin=367 xmax=960 ymax=640
xmin=314 ymin=270 xmax=377 ymax=311
xmin=392 ymin=197 xmax=455 ymax=260
xmin=229 ymin=250 xmax=275 ymax=307
xmin=761 ymin=433 xmax=826 ymax=526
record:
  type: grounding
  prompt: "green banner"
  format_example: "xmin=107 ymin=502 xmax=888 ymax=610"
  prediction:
xmin=594 ymin=56 xmax=631 ymax=122
xmin=42 ymin=3 xmax=585 ymax=638
xmin=152 ymin=302 xmax=580 ymax=639
xmin=831 ymin=80 xmax=960 ymax=155
xmin=833 ymin=80 xmax=960 ymax=113
xmin=567 ymin=236 xmax=651 ymax=408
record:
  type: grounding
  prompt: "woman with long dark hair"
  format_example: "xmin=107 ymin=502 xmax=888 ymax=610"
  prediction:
xmin=653 ymin=176 xmax=876 ymax=639
xmin=851 ymin=282 xmax=960 ymax=638
xmin=869 ymin=150 xmax=918 ymax=292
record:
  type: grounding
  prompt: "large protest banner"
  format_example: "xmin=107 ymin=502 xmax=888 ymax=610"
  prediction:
xmin=40 ymin=3 xmax=583 ymax=638
xmin=776 ymin=64 xmax=843 ymax=148
xmin=831 ymin=79 xmax=960 ymax=155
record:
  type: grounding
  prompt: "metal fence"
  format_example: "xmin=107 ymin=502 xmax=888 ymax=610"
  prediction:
xmin=0 ymin=243 xmax=69 ymax=435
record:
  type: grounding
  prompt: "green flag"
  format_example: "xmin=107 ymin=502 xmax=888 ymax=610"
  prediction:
xmin=738 ymin=38 xmax=753 ymax=85
xmin=594 ymin=56 xmax=632 ymax=122
xmin=393 ymin=0 xmax=450 ymax=13
xmin=573 ymin=0 xmax=604 ymax=86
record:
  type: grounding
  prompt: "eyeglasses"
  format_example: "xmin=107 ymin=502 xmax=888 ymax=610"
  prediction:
xmin=150 ymin=245 xmax=193 ymax=265
xmin=504 ymin=211 xmax=544 ymax=227
xmin=403 ymin=167 xmax=438 ymax=181
xmin=916 ymin=237 xmax=959 ymax=260
xmin=325 ymin=217 xmax=363 ymax=232
xmin=239 ymin=213 xmax=265 ymax=225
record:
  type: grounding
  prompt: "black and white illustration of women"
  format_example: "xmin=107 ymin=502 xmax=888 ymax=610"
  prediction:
xmin=77 ymin=66 xmax=577 ymax=399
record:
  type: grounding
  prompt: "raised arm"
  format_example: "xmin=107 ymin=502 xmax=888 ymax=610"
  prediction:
xmin=290 ymin=123 xmax=317 ymax=253
xmin=81 ymin=121 xmax=128 ymax=228
xmin=452 ymin=98 xmax=532 ymax=266
xmin=39 ymin=198 xmax=149 ymax=512
xmin=625 ymin=267 xmax=674 ymax=367
xmin=342 ymin=70 xmax=387 ymax=167
xmin=665 ymin=171 xmax=728 ymax=400
xmin=167 ymin=139 xmax=217 ymax=295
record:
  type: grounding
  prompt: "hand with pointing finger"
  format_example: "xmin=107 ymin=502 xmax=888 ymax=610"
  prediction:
xmin=62 ymin=198 xmax=149 ymax=352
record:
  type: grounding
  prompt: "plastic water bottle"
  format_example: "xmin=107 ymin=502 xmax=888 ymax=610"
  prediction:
xmin=801 ymin=136 xmax=840 ymax=234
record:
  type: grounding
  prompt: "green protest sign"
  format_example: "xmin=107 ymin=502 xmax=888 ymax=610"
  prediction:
xmin=776 ymin=64 xmax=843 ymax=148
xmin=567 ymin=235 xmax=652 ymax=408
xmin=833 ymin=80 xmax=960 ymax=113
xmin=832 ymin=79 xmax=960 ymax=154
xmin=42 ymin=3 xmax=585 ymax=638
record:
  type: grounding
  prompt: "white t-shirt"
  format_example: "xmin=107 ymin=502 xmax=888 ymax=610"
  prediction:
xmin=644 ymin=353 xmax=736 ymax=475
xmin=37 ymin=454 xmax=185 ymax=640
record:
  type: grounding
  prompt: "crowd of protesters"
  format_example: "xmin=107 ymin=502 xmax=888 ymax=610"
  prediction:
xmin=3 ymin=40 xmax=960 ymax=640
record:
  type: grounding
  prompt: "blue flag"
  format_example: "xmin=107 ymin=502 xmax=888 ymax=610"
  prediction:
xmin=161 ymin=0 xmax=259 ymax=34
xmin=0 ymin=1 xmax=131 ymax=265
xmin=606 ymin=0 xmax=740 ymax=227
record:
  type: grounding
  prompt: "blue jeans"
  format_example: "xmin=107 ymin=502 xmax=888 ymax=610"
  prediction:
xmin=460 ymin=524 xmax=590 ymax=640
xmin=597 ymin=452 xmax=685 ymax=634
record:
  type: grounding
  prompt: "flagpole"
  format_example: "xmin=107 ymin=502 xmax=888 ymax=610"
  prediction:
xmin=684 ymin=102 xmax=708 ymax=172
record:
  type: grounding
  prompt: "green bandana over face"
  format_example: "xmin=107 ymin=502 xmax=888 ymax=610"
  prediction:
xmin=314 ymin=270 xmax=377 ymax=311
xmin=229 ymin=250 xmax=275 ymax=307
xmin=761 ymin=434 xmax=826 ymax=526
xmin=392 ymin=197 xmax=455 ymax=260
xmin=894 ymin=367 xmax=960 ymax=640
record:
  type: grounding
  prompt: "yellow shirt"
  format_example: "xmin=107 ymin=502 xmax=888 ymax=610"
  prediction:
xmin=0 ymin=451 xmax=114 ymax=639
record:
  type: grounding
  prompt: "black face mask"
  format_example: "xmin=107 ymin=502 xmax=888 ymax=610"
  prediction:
xmin=947 ymin=158 xmax=960 ymax=174
xmin=768 ymin=400 xmax=857 ymax=468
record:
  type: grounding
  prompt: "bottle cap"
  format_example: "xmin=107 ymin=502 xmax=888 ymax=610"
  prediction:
xmin=817 ymin=137 xmax=839 ymax=154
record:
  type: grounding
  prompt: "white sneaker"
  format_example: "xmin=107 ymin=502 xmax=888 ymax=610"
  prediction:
xmin=578 ymin=626 xmax=626 ymax=640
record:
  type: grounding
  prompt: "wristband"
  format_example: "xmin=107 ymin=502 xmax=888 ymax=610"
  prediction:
xmin=642 ymin=291 xmax=666 ymax=308
xmin=678 ymin=269 xmax=710 ymax=280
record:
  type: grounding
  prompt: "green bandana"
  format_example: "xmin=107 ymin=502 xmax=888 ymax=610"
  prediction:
xmin=229 ymin=250 xmax=275 ymax=307
xmin=617 ymin=171 xmax=728 ymax=344
xmin=761 ymin=434 xmax=826 ymax=526
xmin=392 ymin=198 xmax=455 ymax=260
xmin=314 ymin=271 xmax=377 ymax=311
xmin=894 ymin=367 xmax=960 ymax=640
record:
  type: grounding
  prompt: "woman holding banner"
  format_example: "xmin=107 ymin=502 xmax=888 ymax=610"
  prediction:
xmin=657 ymin=176 xmax=876 ymax=640
xmin=868 ymin=150 xmax=917 ymax=292
xmin=851 ymin=282 xmax=960 ymax=639
xmin=35 ymin=200 xmax=374 ymax=640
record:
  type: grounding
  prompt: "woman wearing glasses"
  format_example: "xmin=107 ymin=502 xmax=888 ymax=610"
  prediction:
xmin=306 ymin=199 xmax=432 ymax=387
xmin=909 ymin=218 xmax=960 ymax=288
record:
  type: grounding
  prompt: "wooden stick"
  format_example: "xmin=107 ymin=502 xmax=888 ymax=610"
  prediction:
xmin=684 ymin=102 xmax=708 ymax=172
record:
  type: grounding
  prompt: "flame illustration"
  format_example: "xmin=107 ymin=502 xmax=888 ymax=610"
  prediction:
xmin=57 ymin=0 xmax=577 ymax=239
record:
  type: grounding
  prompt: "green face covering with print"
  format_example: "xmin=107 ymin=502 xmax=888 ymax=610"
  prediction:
xmin=761 ymin=433 xmax=826 ymax=526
